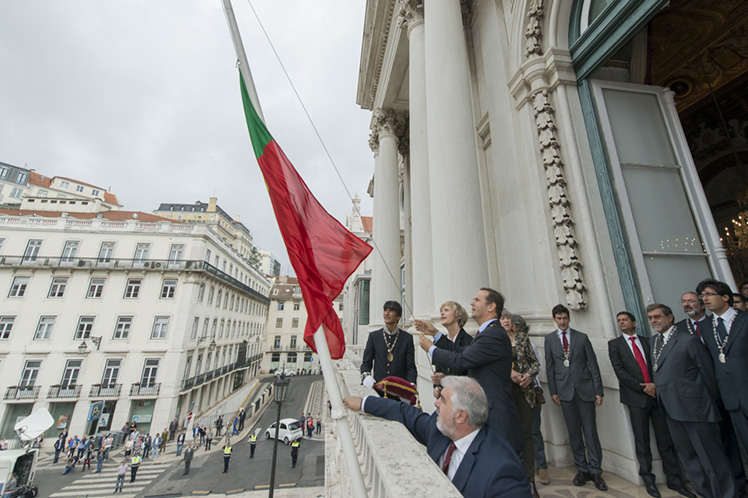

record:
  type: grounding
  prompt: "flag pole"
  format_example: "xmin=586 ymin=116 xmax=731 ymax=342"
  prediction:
xmin=314 ymin=327 xmax=368 ymax=497
xmin=220 ymin=1 xmax=368 ymax=495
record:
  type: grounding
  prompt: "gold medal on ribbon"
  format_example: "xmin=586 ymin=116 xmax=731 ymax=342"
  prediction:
xmin=387 ymin=352 xmax=394 ymax=362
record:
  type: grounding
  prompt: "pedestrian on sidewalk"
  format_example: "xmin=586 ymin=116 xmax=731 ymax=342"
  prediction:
xmin=206 ymin=428 xmax=213 ymax=451
xmin=124 ymin=438 xmax=133 ymax=457
xmin=291 ymin=439 xmax=300 ymax=468
xmin=215 ymin=415 xmax=223 ymax=437
xmin=160 ymin=428 xmax=168 ymax=452
xmin=306 ymin=416 xmax=314 ymax=438
xmin=169 ymin=417 xmax=178 ymax=441
xmin=115 ymin=459 xmax=127 ymax=493
xmin=53 ymin=434 xmax=64 ymax=464
xmin=95 ymin=449 xmax=104 ymax=473
xmin=130 ymin=453 xmax=141 ymax=482
xmin=77 ymin=435 xmax=89 ymax=461
xmin=199 ymin=425 xmax=206 ymax=446
xmin=62 ymin=456 xmax=76 ymax=475
xmin=143 ymin=433 xmax=152 ymax=459
xmin=238 ymin=408 xmax=246 ymax=432
xmin=316 ymin=412 xmax=322 ymax=434
xmin=67 ymin=435 xmax=79 ymax=458
xmin=176 ymin=431 xmax=186 ymax=456
xmin=183 ymin=443 xmax=194 ymax=475
xmin=222 ymin=440 xmax=232 ymax=473
xmin=232 ymin=416 xmax=239 ymax=436
xmin=103 ymin=433 xmax=113 ymax=461
xmin=81 ymin=444 xmax=92 ymax=472
xmin=249 ymin=432 xmax=257 ymax=458
xmin=152 ymin=433 xmax=161 ymax=459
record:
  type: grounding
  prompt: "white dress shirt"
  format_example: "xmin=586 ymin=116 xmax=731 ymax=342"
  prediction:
xmin=438 ymin=428 xmax=480 ymax=480
xmin=715 ymin=306 xmax=737 ymax=334
xmin=622 ymin=333 xmax=648 ymax=366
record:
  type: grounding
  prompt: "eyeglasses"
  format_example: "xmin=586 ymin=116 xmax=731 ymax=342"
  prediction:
xmin=699 ymin=292 xmax=719 ymax=298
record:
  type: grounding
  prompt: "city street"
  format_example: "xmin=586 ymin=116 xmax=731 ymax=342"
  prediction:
xmin=31 ymin=374 xmax=326 ymax=497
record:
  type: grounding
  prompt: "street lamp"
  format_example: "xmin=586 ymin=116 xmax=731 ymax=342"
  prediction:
xmin=268 ymin=372 xmax=291 ymax=498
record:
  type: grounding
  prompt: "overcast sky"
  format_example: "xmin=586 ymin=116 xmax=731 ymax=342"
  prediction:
xmin=0 ymin=1 xmax=374 ymax=273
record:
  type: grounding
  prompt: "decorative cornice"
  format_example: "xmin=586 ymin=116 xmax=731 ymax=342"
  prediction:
xmin=525 ymin=0 xmax=544 ymax=58
xmin=531 ymin=90 xmax=586 ymax=310
xmin=397 ymin=0 xmax=423 ymax=33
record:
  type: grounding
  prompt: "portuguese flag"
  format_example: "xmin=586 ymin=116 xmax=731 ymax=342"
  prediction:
xmin=239 ymin=73 xmax=373 ymax=359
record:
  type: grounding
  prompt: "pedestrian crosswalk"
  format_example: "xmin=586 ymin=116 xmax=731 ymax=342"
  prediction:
xmin=48 ymin=461 xmax=172 ymax=498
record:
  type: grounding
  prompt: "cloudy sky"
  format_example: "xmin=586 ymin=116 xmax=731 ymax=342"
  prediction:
xmin=0 ymin=1 xmax=374 ymax=273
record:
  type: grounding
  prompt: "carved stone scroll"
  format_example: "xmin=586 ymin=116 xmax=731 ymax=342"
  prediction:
xmin=531 ymin=90 xmax=587 ymax=309
xmin=370 ymin=108 xmax=409 ymax=157
xmin=525 ymin=0 xmax=544 ymax=58
xmin=397 ymin=0 xmax=424 ymax=32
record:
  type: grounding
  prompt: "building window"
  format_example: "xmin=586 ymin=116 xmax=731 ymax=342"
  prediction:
xmin=10 ymin=187 xmax=22 ymax=199
xmin=113 ymin=316 xmax=132 ymax=339
xmin=48 ymin=277 xmax=68 ymax=298
xmin=102 ymin=359 xmax=121 ymax=386
xmin=211 ymin=319 xmax=218 ymax=337
xmin=168 ymin=244 xmax=184 ymax=264
xmin=287 ymin=352 xmax=297 ymax=364
xmin=98 ymin=242 xmax=115 ymax=263
xmin=134 ymin=243 xmax=150 ymax=263
xmin=124 ymin=278 xmax=141 ymax=299
xmin=219 ymin=319 xmax=225 ymax=338
xmin=20 ymin=360 xmax=41 ymax=388
xmin=59 ymin=180 xmax=69 ymax=189
xmin=216 ymin=290 xmax=222 ymax=308
xmin=38 ymin=190 xmax=48 ymax=197
xmin=293 ymin=303 xmax=300 ymax=311
xmin=276 ymin=318 xmax=283 ymax=328
xmin=207 ymin=286 xmax=215 ymax=305
xmin=160 ymin=279 xmax=177 ymax=299
xmin=61 ymin=240 xmax=79 ymax=263
xmin=278 ymin=303 xmax=284 ymax=311
xmin=16 ymin=171 xmax=28 ymax=184
xmin=141 ymin=358 xmax=160 ymax=385
xmin=0 ymin=316 xmax=15 ymax=339
xmin=198 ymin=284 xmax=205 ymax=302
xmin=274 ymin=335 xmax=281 ymax=348
xmin=0 ymin=166 xmax=7 ymax=179
xmin=223 ymin=293 xmax=229 ymax=309
xmin=151 ymin=316 xmax=169 ymax=339
xmin=205 ymin=249 xmax=211 ymax=262
xmin=75 ymin=185 xmax=84 ymax=193
xmin=35 ymin=316 xmax=56 ymax=340
xmin=290 ymin=335 xmax=297 ymax=348
xmin=183 ymin=356 xmax=192 ymax=380
xmin=74 ymin=316 xmax=95 ymax=340
xmin=87 ymin=278 xmax=106 ymax=298
xmin=271 ymin=352 xmax=280 ymax=362
xmin=292 ymin=318 xmax=299 ymax=328
xmin=9 ymin=277 xmax=30 ymax=297
xmin=61 ymin=360 xmax=82 ymax=388
xmin=230 ymin=295 xmax=235 ymax=310
xmin=191 ymin=317 xmax=199 ymax=339
xmin=22 ymin=239 xmax=42 ymax=262
xmin=91 ymin=189 xmax=100 ymax=196
xmin=202 ymin=318 xmax=209 ymax=338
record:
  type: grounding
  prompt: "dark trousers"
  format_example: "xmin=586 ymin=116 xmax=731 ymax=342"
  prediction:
xmin=54 ymin=449 xmax=61 ymax=463
xmin=223 ymin=456 xmax=230 ymax=472
xmin=206 ymin=439 xmax=211 ymax=451
xmin=627 ymin=399 xmax=684 ymax=486
xmin=291 ymin=450 xmax=298 ymax=468
xmin=143 ymin=446 xmax=150 ymax=459
xmin=169 ymin=431 xmax=175 ymax=441
xmin=718 ymin=403 xmax=746 ymax=489
xmin=560 ymin=392 xmax=602 ymax=474
xmin=184 ymin=460 xmax=191 ymax=475
xmin=511 ymin=383 xmax=535 ymax=483
xmin=250 ymin=444 xmax=256 ymax=458
xmin=239 ymin=419 xmax=244 ymax=431
xmin=531 ymin=404 xmax=547 ymax=470
xmin=130 ymin=466 xmax=139 ymax=482
xmin=665 ymin=413 xmax=734 ymax=498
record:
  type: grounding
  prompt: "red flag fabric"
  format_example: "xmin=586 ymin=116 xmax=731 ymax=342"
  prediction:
xmin=239 ymin=73 xmax=372 ymax=359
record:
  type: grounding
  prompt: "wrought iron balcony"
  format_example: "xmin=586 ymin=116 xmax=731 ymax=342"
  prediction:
xmin=4 ymin=386 xmax=41 ymax=400
xmin=205 ymin=370 xmax=214 ymax=382
xmin=130 ymin=383 xmax=160 ymax=396
xmin=181 ymin=377 xmax=195 ymax=391
xmin=48 ymin=385 xmax=81 ymax=399
xmin=89 ymin=384 xmax=121 ymax=397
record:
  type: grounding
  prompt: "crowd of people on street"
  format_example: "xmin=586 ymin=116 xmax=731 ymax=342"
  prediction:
xmin=350 ymin=281 xmax=748 ymax=498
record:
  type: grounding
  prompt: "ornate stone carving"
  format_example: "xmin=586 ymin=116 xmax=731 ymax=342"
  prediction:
xmin=525 ymin=0 xmax=544 ymax=58
xmin=460 ymin=0 xmax=473 ymax=28
xmin=531 ymin=90 xmax=586 ymax=310
xmin=370 ymin=109 xmax=409 ymax=157
xmin=397 ymin=0 xmax=424 ymax=32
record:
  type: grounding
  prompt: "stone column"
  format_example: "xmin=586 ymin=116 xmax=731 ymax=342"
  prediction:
xmin=424 ymin=0 xmax=488 ymax=307
xmin=399 ymin=0 xmax=434 ymax=319
xmin=369 ymin=109 xmax=405 ymax=328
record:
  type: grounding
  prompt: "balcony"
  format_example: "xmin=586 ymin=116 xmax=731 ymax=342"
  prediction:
xmin=4 ymin=386 xmax=41 ymax=401
xmin=205 ymin=370 xmax=214 ymax=382
xmin=195 ymin=373 xmax=205 ymax=386
xmin=182 ymin=377 xmax=194 ymax=391
xmin=89 ymin=384 xmax=121 ymax=398
xmin=130 ymin=383 xmax=160 ymax=396
xmin=48 ymin=385 xmax=81 ymax=399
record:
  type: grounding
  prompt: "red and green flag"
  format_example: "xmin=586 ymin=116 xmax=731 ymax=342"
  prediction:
xmin=239 ymin=73 xmax=372 ymax=359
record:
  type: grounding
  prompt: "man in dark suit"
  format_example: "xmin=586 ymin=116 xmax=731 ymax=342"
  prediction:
xmin=418 ymin=288 xmax=524 ymax=456
xmin=544 ymin=304 xmax=606 ymax=490
xmin=680 ymin=287 xmax=746 ymax=496
xmin=361 ymin=300 xmax=417 ymax=386
xmin=608 ymin=311 xmax=694 ymax=498
xmin=698 ymin=278 xmax=748 ymax=497
xmin=343 ymin=376 xmax=530 ymax=498
xmin=648 ymin=303 xmax=734 ymax=498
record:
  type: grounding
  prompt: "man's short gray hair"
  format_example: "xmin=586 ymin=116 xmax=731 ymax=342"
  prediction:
xmin=440 ymin=376 xmax=489 ymax=428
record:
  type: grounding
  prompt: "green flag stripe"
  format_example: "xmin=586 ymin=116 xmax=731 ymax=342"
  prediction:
xmin=240 ymin=72 xmax=274 ymax=160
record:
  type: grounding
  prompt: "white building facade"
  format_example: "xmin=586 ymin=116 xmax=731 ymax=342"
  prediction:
xmin=0 ymin=211 xmax=269 ymax=439
xmin=357 ymin=0 xmax=744 ymax=484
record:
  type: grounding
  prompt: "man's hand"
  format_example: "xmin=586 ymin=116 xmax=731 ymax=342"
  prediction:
xmin=419 ymin=333 xmax=433 ymax=352
xmin=551 ymin=394 xmax=561 ymax=406
xmin=641 ymin=383 xmax=656 ymax=398
xmin=511 ymin=370 xmax=523 ymax=384
xmin=362 ymin=376 xmax=375 ymax=389
xmin=343 ymin=397 xmax=362 ymax=412
xmin=431 ymin=372 xmax=445 ymax=386
xmin=594 ymin=395 xmax=603 ymax=406
xmin=414 ymin=319 xmax=438 ymax=336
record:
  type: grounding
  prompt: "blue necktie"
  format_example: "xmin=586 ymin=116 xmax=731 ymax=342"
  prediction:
xmin=716 ymin=317 xmax=728 ymax=343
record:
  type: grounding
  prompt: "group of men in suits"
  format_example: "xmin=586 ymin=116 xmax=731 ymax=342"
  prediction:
xmin=609 ymin=278 xmax=748 ymax=498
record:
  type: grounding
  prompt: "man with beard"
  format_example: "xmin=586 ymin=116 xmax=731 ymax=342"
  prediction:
xmin=677 ymin=290 xmax=746 ymax=494
xmin=648 ymin=303 xmax=734 ymax=498
xmin=343 ymin=376 xmax=529 ymax=497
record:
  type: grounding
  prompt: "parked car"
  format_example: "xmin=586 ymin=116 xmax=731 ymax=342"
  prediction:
xmin=265 ymin=418 xmax=303 ymax=445
xmin=274 ymin=369 xmax=295 ymax=377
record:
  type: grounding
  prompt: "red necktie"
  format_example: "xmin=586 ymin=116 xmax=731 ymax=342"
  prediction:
xmin=693 ymin=320 xmax=701 ymax=339
xmin=562 ymin=331 xmax=569 ymax=354
xmin=441 ymin=442 xmax=456 ymax=474
xmin=629 ymin=337 xmax=652 ymax=383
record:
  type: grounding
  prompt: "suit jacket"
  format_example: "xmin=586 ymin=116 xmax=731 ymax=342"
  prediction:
xmin=434 ymin=328 xmax=473 ymax=375
xmin=651 ymin=326 xmax=721 ymax=422
xmin=608 ymin=334 xmax=654 ymax=408
xmin=701 ymin=310 xmax=748 ymax=411
xmin=361 ymin=328 xmax=417 ymax=384
xmin=183 ymin=447 xmax=194 ymax=462
xmin=363 ymin=396 xmax=530 ymax=498
xmin=674 ymin=316 xmax=708 ymax=342
xmin=177 ymin=433 xmax=185 ymax=444
xmin=545 ymin=329 xmax=603 ymax=402
xmin=431 ymin=320 xmax=524 ymax=454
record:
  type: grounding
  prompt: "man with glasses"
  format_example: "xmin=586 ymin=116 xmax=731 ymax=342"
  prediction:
xmin=697 ymin=278 xmax=748 ymax=498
